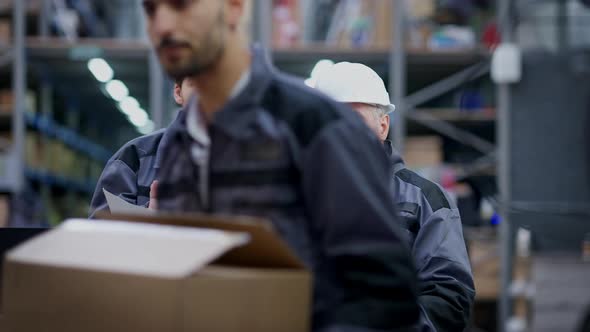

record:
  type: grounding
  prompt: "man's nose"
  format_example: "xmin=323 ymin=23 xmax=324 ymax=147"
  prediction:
xmin=150 ymin=4 xmax=179 ymax=40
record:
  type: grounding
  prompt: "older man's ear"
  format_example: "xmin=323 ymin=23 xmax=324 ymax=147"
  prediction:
xmin=379 ymin=114 xmax=390 ymax=141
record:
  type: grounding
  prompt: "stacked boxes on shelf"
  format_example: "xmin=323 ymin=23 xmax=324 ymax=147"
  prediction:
xmin=0 ymin=194 xmax=8 ymax=227
xmin=403 ymin=136 xmax=443 ymax=169
xmin=272 ymin=0 xmax=301 ymax=48
xmin=273 ymin=0 xmax=397 ymax=48
xmin=47 ymin=138 xmax=65 ymax=176
xmin=0 ymin=89 xmax=12 ymax=113
xmin=25 ymin=130 xmax=43 ymax=170
xmin=0 ymin=91 xmax=11 ymax=154
xmin=0 ymin=18 xmax=9 ymax=46
xmin=271 ymin=0 xmax=492 ymax=51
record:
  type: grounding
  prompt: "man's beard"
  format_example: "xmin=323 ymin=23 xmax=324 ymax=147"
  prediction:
xmin=158 ymin=6 xmax=225 ymax=81
xmin=164 ymin=11 xmax=226 ymax=81
xmin=166 ymin=37 xmax=225 ymax=81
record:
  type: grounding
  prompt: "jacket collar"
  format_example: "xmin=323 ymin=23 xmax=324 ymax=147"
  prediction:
xmin=167 ymin=45 xmax=275 ymax=141
xmin=384 ymin=140 xmax=406 ymax=173
xmin=154 ymin=107 xmax=188 ymax=169
xmin=211 ymin=45 xmax=274 ymax=137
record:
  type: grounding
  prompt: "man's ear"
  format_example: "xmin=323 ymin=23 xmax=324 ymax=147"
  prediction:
xmin=225 ymin=0 xmax=245 ymax=31
xmin=379 ymin=114 xmax=390 ymax=141
xmin=173 ymin=84 xmax=183 ymax=105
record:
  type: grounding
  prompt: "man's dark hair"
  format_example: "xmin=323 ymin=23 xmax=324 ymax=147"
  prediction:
xmin=174 ymin=77 xmax=185 ymax=86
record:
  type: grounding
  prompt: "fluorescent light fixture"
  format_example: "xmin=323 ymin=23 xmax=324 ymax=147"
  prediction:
xmin=105 ymin=80 xmax=129 ymax=102
xmin=87 ymin=58 xmax=114 ymax=83
xmin=127 ymin=108 xmax=149 ymax=127
xmin=118 ymin=97 xmax=140 ymax=116
xmin=138 ymin=120 xmax=155 ymax=135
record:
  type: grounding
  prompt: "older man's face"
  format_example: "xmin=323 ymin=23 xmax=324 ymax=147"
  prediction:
xmin=143 ymin=0 xmax=227 ymax=80
xmin=348 ymin=103 xmax=390 ymax=141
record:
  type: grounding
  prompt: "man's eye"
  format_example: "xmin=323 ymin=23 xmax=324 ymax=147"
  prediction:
xmin=142 ymin=0 xmax=157 ymax=17
xmin=168 ymin=0 xmax=193 ymax=11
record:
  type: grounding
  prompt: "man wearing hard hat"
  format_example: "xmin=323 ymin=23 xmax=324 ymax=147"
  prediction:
xmin=316 ymin=62 xmax=475 ymax=332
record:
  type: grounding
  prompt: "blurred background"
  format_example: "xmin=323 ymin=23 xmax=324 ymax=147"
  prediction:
xmin=0 ymin=0 xmax=589 ymax=331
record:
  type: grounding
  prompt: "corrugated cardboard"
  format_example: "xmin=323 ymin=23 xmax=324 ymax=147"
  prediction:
xmin=404 ymin=136 xmax=443 ymax=169
xmin=0 ymin=90 xmax=12 ymax=110
xmin=0 ymin=195 xmax=8 ymax=228
xmin=469 ymin=238 xmax=531 ymax=301
xmin=374 ymin=0 xmax=393 ymax=48
xmin=0 ymin=19 xmax=10 ymax=45
xmin=3 ymin=217 xmax=311 ymax=332
xmin=100 ymin=212 xmax=305 ymax=269
xmin=469 ymin=240 xmax=499 ymax=300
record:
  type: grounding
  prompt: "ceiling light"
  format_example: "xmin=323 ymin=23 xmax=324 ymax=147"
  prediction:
xmin=118 ymin=97 xmax=140 ymax=116
xmin=87 ymin=58 xmax=114 ymax=83
xmin=105 ymin=80 xmax=129 ymax=102
xmin=127 ymin=108 xmax=149 ymax=127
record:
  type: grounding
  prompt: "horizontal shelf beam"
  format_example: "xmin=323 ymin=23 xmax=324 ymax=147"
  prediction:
xmin=273 ymin=45 xmax=490 ymax=66
xmin=455 ymin=151 xmax=497 ymax=181
xmin=26 ymin=37 xmax=152 ymax=60
xmin=25 ymin=169 xmax=95 ymax=195
xmin=406 ymin=110 xmax=496 ymax=153
xmin=414 ymin=108 xmax=496 ymax=122
xmin=406 ymin=61 xmax=491 ymax=108
xmin=25 ymin=113 xmax=111 ymax=163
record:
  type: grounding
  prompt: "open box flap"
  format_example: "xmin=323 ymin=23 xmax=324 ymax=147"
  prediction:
xmin=99 ymin=212 xmax=306 ymax=269
xmin=6 ymin=219 xmax=250 ymax=279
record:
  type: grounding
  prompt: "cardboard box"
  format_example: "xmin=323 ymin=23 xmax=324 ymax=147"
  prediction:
xmin=0 ymin=195 xmax=9 ymax=228
xmin=0 ymin=90 xmax=12 ymax=111
xmin=374 ymin=0 xmax=394 ymax=48
xmin=0 ymin=132 xmax=11 ymax=151
xmin=469 ymin=239 xmax=499 ymax=301
xmin=408 ymin=0 xmax=435 ymax=19
xmin=25 ymin=131 xmax=43 ymax=170
xmin=469 ymin=238 xmax=532 ymax=301
xmin=0 ymin=19 xmax=10 ymax=45
xmin=3 ymin=216 xmax=311 ymax=332
xmin=404 ymin=136 xmax=443 ymax=169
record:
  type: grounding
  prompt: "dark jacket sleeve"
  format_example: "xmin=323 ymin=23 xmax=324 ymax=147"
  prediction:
xmin=302 ymin=120 xmax=420 ymax=331
xmin=88 ymin=159 xmax=140 ymax=219
xmin=414 ymin=207 xmax=475 ymax=332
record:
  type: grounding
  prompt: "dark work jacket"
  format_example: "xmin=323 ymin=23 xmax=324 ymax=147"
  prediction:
xmin=385 ymin=140 xmax=475 ymax=332
xmin=153 ymin=48 xmax=420 ymax=332
xmin=89 ymin=110 xmax=185 ymax=218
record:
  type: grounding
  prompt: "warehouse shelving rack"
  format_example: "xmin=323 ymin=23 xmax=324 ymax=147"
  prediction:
xmin=1 ymin=0 xmax=169 ymax=196
xmin=1 ymin=0 xmax=520 ymax=329
xmin=4 ymin=0 xmax=497 ymax=199
xmin=252 ymin=0 xmax=503 ymax=330
xmin=0 ymin=0 xmax=26 ymax=193
xmin=253 ymin=1 xmax=496 ymax=172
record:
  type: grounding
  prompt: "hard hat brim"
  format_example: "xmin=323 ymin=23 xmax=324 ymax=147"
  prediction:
xmin=387 ymin=104 xmax=396 ymax=114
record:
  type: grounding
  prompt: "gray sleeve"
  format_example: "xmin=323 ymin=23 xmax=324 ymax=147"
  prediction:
xmin=302 ymin=121 xmax=419 ymax=331
xmin=88 ymin=159 xmax=139 ymax=218
xmin=413 ymin=207 xmax=476 ymax=332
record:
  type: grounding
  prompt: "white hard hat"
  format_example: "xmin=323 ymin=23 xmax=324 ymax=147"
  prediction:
xmin=315 ymin=62 xmax=396 ymax=113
